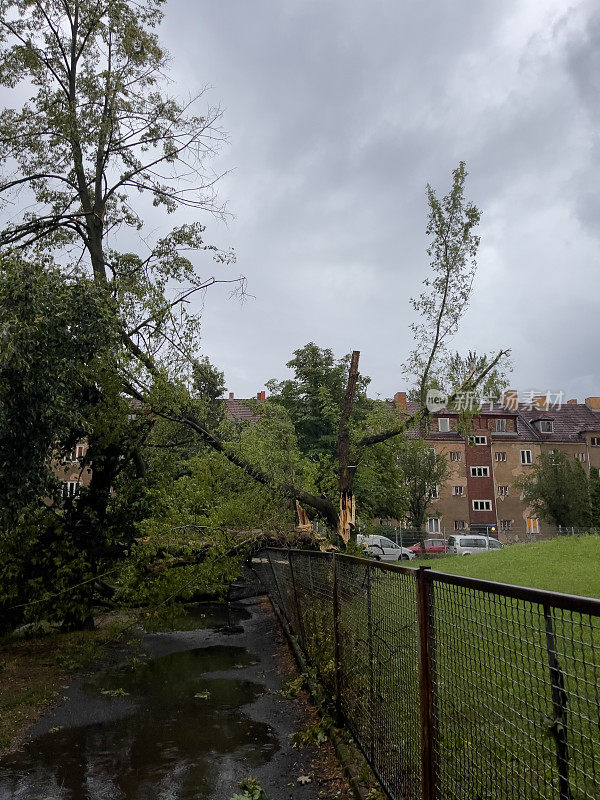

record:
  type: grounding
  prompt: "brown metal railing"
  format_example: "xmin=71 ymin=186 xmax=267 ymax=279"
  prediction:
xmin=253 ymin=548 xmax=600 ymax=800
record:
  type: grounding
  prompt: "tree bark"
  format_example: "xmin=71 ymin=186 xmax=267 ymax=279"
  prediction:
xmin=337 ymin=350 xmax=360 ymax=544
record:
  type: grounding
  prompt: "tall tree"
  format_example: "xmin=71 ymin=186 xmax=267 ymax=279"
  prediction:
xmin=0 ymin=252 xmax=116 ymax=515
xmin=397 ymin=439 xmax=449 ymax=552
xmin=0 ymin=0 xmax=241 ymax=381
xmin=517 ymin=451 xmax=591 ymax=528
xmin=0 ymin=7 xmax=508 ymax=548
xmin=404 ymin=162 xmax=508 ymax=408
xmin=589 ymin=467 xmax=600 ymax=528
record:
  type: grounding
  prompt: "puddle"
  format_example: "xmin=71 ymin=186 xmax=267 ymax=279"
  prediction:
xmin=144 ymin=602 xmax=252 ymax=632
xmin=0 ymin=644 xmax=278 ymax=799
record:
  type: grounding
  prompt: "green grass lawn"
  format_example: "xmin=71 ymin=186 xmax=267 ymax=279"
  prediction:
xmin=409 ymin=534 xmax=600 ymax=598
xmin=269 ymin=545 xmax=600 ymax=799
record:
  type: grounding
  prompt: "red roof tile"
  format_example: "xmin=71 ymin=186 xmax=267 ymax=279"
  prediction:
xmin=225 ymin=398 xmax=261 ymax=424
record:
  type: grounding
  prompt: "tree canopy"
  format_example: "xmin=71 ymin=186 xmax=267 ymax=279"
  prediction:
xmin=517 ymin=451 xmax=592 ymax=528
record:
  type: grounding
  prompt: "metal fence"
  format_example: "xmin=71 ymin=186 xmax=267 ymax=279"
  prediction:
xmin=254 ymin=549 xmax=600 ymax=800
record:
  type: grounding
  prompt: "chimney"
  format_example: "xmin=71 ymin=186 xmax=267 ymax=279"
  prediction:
xmin=532 ymin=395 xmax=548 ymax=411
xmin=585 ymin=397 xmax=600 ymax=411
xmin=229 ymin=392 xmax=234 ymax=399
xmin=567 ymin=398 xmax=577 ymax=405
xmin=394 ymin=391 xmax=407 ymax=412
xmin=502 ymin=389 xmax=518 ymax=411
xmin=256 ymin=390 xmax=266 ymax=403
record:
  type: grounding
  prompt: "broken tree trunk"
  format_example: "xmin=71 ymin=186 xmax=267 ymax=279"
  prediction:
xmin=338 ymin=490 xmax=356 ymax=546
xmin=295 ymin=501 xmax=313 ymax=532
xmin=337 ymin=350 xmax=360 ymax=545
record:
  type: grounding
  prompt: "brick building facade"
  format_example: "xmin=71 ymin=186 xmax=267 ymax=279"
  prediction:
xmin=393 ymin=391 xmax=600 ymax=540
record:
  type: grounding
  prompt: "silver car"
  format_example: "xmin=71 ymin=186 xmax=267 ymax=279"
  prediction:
xmin=446 ymin=535 xmax=504 ymax=555
xmin=356 ymin=534 xmax=416 ymax=561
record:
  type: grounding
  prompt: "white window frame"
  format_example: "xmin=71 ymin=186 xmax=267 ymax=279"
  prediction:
xmin=430 ymin=485 xmax=439 ymax=499
xmin=62 ymin=481 xmax=80 ymax=499
xmin=427 ymin=517 xmax=441 ymax=534
xmin=537 ymin=420 xmax=554 ymax=433
xmin=454 ymin=520 xmax=466 ymax=531
xmin=438 ymin=417 xmax=450 ymax=432
xmin=575 ymin=452 xmax=586 ymax=462
xmin=495 ymin=451 xmax=507 ymax=462
xmin=449 ymin=451 xmax=462 ymax=462
xmin=451 ymin=485 xmax=464 ymax=496
xmin=591 ymin=437 xmax=600 ymax=447
xmin=469 ymin=435 xmax=487 ymax=445
xmin=470 ymin=466 xmax=490 ymax=477
xmin=495 ymin=419 xmax=507 ymax=432
xmin=472 ymin=499 xmax=492 ymax=511
xmin=526 ymin=518 xmax=539 ymax=533
xmin=500 ymin=519 xmax=512 ymax=531
xmin=497 ymin=485 xmax=509 ymax=496
xmin=520 ymin=450 xmax=532 ymax=465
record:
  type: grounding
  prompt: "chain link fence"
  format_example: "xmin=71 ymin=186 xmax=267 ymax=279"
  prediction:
xmin=254 ymin=549 xmax=600 ymax=800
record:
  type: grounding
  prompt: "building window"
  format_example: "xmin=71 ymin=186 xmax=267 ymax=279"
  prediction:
xmin=520 ymin=450 xmax=532 ymax=465
xmin=427 ymin=517 xmax=441 ymax=534
xmin=497 ymin=485 xmax=509 ymax=496
xmin=495 ymin=419 xmax=507 ymax=432
xmin=500 ymin=520 xmax=512 ymax=531
xmin=470 ymin=466 xmax=490 ymax=477
xmin=591 ymin=437 xmax=600 ymax=447
xmin=431 ymin=485 xmax=439 ymax=499
xmin=62 ymin=481 xmax=80 ymax=499
xmin=438 ymin=418 xmax=450 ymax=432
xmin=63 ymin=445 xmax=85 ymax=463
xmin=469 ymin=435 xmax=487 ymax=445
xmin=472 ymin=500 xmax=492 ymax=511
xmin=495 ymin=452 xmax=507 ymax=462
xmin=575 ymin=452 xmax=586 ymax=462
xmin=537 ymin=420 xmax=554 ymax=433
xmin=454 ymin=520 xmax=466 ymax=531
xmin=526 ymin=518 xmax=539 ymax=533
xmin=452 ymin=485 xmax=464 ymax=496
xmin=449 ymin=451 xmax=462 ymax=462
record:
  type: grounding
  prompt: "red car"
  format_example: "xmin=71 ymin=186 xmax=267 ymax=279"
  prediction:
xmin=408 ymin=538 xmax=447 ymax=556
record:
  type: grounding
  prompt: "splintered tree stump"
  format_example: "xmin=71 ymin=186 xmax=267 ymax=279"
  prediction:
xmin=338 ymin=491 xmax=355 ymax=545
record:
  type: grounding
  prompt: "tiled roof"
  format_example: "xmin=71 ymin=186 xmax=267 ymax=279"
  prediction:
xmin=515 ymin=403 xmax=600 ymax=442
xmin=225 ymin=398 xmax=261 ymax=424
xmin=391 ymin=398 xmax=600 ymax=444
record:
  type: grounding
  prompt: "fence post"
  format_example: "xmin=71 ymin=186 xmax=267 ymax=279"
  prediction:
xmin=332 ymin=553 xmax=342 ymax=721
xmin=288 ymin=550 xmax=307 ymax=649
xmin=416 ymin=566 xmax=437 ymax=800
xmin=366 ymin=563 xmax=375 ymax=764
xmin=543 ymin=605 xmax=572 ymax=800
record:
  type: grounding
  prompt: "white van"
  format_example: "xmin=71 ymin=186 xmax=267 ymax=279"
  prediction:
xmin=356 ymin=534 xmax=416 ymax=561
xmin=446 ymin=535 xmax=504 ymax=555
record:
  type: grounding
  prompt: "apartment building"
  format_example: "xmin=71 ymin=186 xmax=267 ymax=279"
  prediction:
xmin=392 ymin=391 xmax=600 ymax=540
xmin=53 ymin=442 xmax=92 ymax=499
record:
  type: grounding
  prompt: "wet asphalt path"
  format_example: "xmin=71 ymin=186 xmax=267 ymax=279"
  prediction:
xmin=0 ymin=598 xmax=336 ymax=800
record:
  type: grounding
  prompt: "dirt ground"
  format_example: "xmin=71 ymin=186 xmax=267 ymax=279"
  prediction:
xmin=0 ymin=611 xmax=137 ymax=753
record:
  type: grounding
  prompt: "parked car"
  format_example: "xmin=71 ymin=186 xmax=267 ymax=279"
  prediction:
xmin=408 ymin=538 xmax=447 ymax=556
xmin=356 ymin=534 xmax=416 ymax=561
xmin=446 ymin=535 xmax=504 ymax=555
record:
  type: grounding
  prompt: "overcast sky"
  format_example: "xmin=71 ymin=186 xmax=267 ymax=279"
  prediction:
xmin=159 ymin=1 xmax=599 ymax=399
